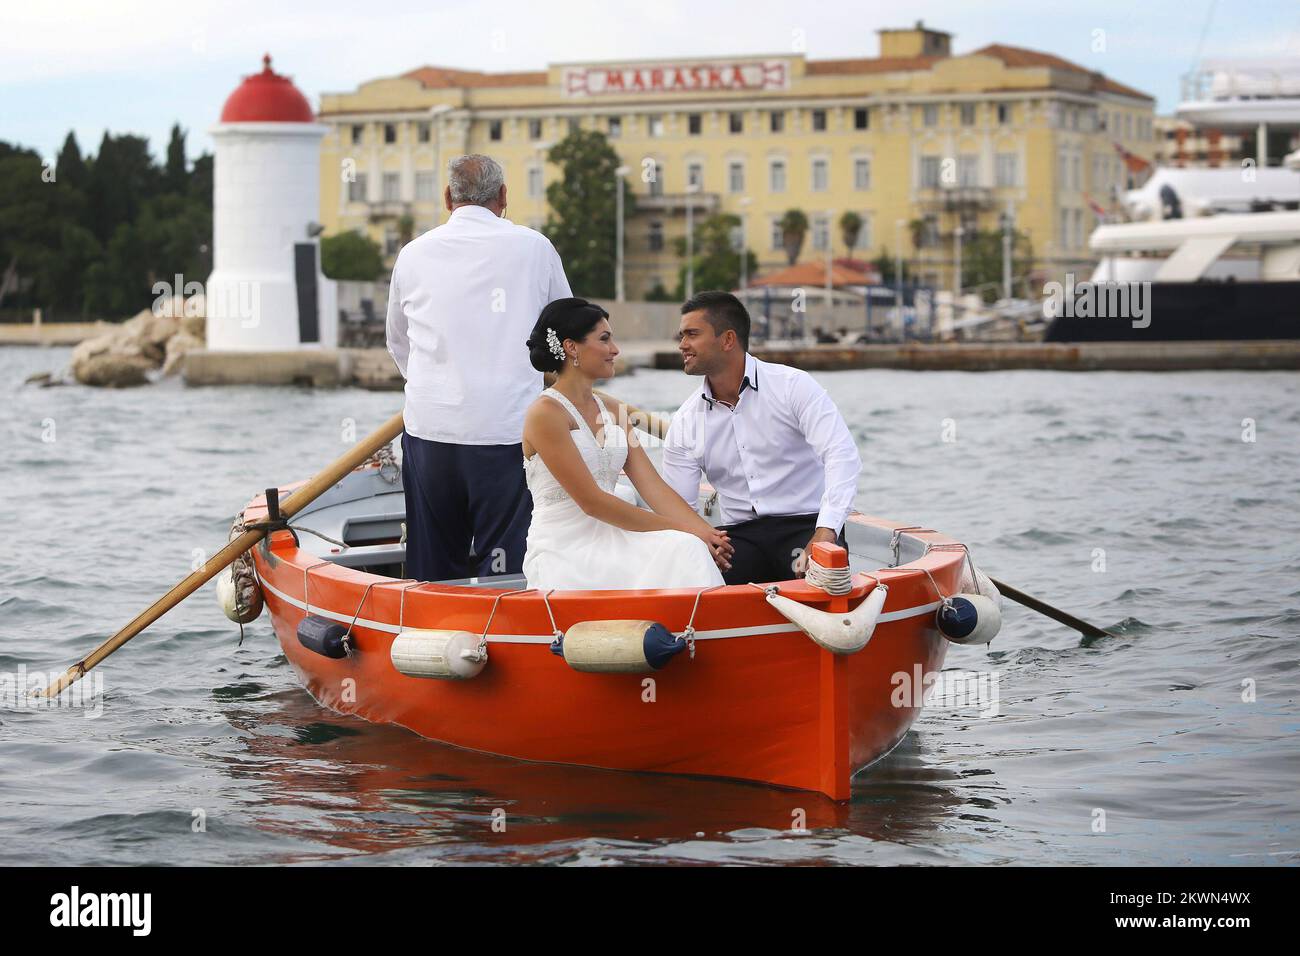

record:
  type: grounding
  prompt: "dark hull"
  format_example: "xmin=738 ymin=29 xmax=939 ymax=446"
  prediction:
xmin=1045 ymin=280 xmax=1300 ymax=342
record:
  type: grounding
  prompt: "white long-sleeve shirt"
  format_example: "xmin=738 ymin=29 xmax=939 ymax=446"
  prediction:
xmin=386 ymin=205 xmax=572 ymax=445
xmin=661 ymin=353 xmax=862 ymax=532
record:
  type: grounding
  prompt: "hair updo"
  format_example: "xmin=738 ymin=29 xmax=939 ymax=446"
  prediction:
xmin=525 ymin=297 xmax=610 ymax=373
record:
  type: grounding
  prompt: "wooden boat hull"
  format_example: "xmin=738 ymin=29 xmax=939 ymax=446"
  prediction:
xmin=246 ymin=474 xmax=965 ymax=800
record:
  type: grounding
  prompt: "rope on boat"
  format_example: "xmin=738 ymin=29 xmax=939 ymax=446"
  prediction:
xmin=290 ymin=525 xmax=349 ymax=549
xmin=362 ymin=442 xmax=400 ymax=484
xmin=679 ymin=585 xmax=724 ymax=659
xmin=227 ymin=514 xmax=261 ymax=645
xmin=805 ymin=554 xmax=853 ymax=595
xmin=540 ymin=589 xmax=562 ymax=641
xmin=341 ymin=581 xmax=379 ymax=652
xmin=478 ymin=588 xmax=535 ymax=659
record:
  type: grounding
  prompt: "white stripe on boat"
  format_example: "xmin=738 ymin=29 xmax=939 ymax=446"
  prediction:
xmin=258 ymin=578 xmax=940 ymax=643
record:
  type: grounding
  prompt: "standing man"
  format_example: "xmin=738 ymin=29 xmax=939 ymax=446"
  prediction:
xmin=662 ymin=291 xmax=862 ymax=585
xmin=387 ymin=154 xmax=572 ymax=581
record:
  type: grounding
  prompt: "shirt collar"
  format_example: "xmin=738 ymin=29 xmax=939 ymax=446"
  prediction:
xmin=448 ymin=204 xmax=502 ymax=223
xmin=701 ymin=353 xmax=759 ymax=409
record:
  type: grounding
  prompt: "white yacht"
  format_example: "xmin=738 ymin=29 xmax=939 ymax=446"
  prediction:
xmin=1046 ymin=58 xmax=1300 ymax=341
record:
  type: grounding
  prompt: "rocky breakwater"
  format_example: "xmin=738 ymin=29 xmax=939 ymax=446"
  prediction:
xmin=69 ymin=297 xmax=206 ymax=387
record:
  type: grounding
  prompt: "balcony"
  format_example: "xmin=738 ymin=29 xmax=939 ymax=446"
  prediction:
xmin=634 ymin=192 xmax=720 ymax=214
xmin=367 ymin=201 xmax=412 ymax=221
xmin=916 ymin=186 xmax=996 ymax=211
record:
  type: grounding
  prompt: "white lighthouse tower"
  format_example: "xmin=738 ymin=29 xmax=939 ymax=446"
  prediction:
xmin=206 ymin=54 xmax=337 ymax=350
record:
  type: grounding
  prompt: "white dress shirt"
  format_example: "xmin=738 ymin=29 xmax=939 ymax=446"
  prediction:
xmin=662 ymin=353 xmax=861 ymax=532
xmin=386 ymin=205 xmax=572 ymax=445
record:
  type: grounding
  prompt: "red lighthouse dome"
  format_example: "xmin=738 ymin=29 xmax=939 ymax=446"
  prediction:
xmin=219 ymin=54 xmax=315 ymax=123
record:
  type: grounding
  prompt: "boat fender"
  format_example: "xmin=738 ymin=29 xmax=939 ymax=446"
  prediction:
xmin=554 ymin=620 xmax=686 ymax=674
xmin=216 ymin=563 xmax=263 ymax=624
xmin=390 ymin=630 xmax=486 ymax=680
xmin=936 ymin=594 xmax=1002 ymax=645
xmin=766 ymin=585 xmax=889 ymax=655
xmin=296 ymin=615 xmax=351 ymax=659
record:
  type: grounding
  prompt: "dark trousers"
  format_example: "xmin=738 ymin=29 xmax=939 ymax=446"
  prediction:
xmin=720 ymin=513 xmax=847 ymax=586
xmin=401 ymin=432 xmax=532 ymax=582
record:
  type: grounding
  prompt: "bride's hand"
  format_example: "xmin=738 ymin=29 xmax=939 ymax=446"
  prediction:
xmin=696 ymin=527 xmax=732 ymax=572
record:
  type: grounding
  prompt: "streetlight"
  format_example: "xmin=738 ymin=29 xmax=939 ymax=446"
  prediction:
xmin=953 ymin=223 xmax=965 ymax=299
xmin=685 ymin=180 xmax=700 ymax=300
xmin=429 ymin=104 xmax=453 ymax=224
xmin=737 ymin=196 xmax=752 ymax=294
xmin=894 ymin=218 xmax=905 ymax=335
xmin=1000 ymin=201 xmax=1014 ymax=300
xmin=615 ymin=165 xmax=629 ymax=302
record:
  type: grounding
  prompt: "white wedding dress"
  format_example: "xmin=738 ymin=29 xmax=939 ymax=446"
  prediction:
xmin=522 ymin=388 xmax=725 ymax=590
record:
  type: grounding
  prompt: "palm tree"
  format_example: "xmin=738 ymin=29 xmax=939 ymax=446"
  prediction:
xmin=779 ymin=209 xmax=809 ymax=265
xmin=839 ymin=211 xmax=862 ymax=255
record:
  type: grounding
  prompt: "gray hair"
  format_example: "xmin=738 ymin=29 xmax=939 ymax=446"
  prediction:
xmin=447 ymin=154 xmax=505 ymax=206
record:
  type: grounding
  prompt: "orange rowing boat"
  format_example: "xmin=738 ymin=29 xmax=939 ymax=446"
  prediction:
xmin=232 ymin=461 xmax=1001 ymax=801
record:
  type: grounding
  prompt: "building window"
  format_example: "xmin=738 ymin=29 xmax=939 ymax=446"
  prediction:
xmin=920 ymin=155 xmax=941 ymax=188
xmin=528 ymin=118 xmax=543 ymax=140
xmin=648 ymin=114 xmax=664 ymax=137
xmin=995 ymin=152 xmax=1018 ymax=187
xmin=648 ymin=161 xmax=663 ymax=197
xmin=382 ymin=172 xmax=401 ymax=202
xmin=384 ymin=227 xmax=399 ymax=257
xmin=417 ymin=122 xmax=431 ymax=143
xmin=527 ymin=165 xmax=543 ymax=199
xmin=384 ymin=123 xmax=397 ymax=144
xmin=687 ymin=162 xmax=703 ymax=190
xmin=920 ymin=214 xmax=939 ymax=248
xmin=811 ymin=157 xmax=829 ymax=192
xmin=1059 ymin=208 xmax=1071 ymax=249
xmin=688 ymin=113 xmax=702 ymax=135
xmin=858 ymin=214 xmax=873 ymax=251
xmin=729 ymin=111 xmax=744 ymax=134
xmin=812 ymin=109 xmax=827 ymax=132
xmin=997 ymin=103 xmax=1011 ymax=125
xmin=727 ymin=161 xmax=744 ymax=194
xmin=853 ymin=157 xmax=871 ymax=190
xmin=649 ymin=221 xmax=664 ymax=252
xmin=854 ymin=108 xmax=869 ymax=130
xmin=415 ymin=171 xmax=435 ymax=201
xmin=812 ymin=215 xmax=829 ymax=252
xmin=489 ymin=120 xmax=503 ymax=141
xmin=957 ymin=154 xmax=979 ymax=187
xmin=568 ymin=117 xmax=581 ymax=135
xmin=770 ymin=110 xmax=785 ymax=133
xmin=770 ymin=218 xmax=784 ymax=251
xmin=608 ymin=116 xmax=622 ymax=138
xmin=348 ymin=173 xmax=367 ymax=202
xmin=351 ymin=124 xmax=364 ymax=145
xmin=769 ymin=159 xmax=787 ymax=193
xmin=960 ymin=103 xmax=976 ymax=126
xmin=922 ymin=104 xmax=938 ymax=127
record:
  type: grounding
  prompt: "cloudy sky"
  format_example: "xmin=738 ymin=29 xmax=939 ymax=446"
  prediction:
xmin=3 ymin=0 xmax=1298 ymax=162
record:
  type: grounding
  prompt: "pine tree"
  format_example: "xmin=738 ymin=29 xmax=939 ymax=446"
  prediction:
xmin=543 ymin=130 xmax=633 ymax=299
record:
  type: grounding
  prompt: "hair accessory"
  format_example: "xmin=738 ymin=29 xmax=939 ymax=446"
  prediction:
xmin=545 ymin=327 xmax=565 ymax=362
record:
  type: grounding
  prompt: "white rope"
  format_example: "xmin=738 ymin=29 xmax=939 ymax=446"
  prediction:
xmin=805 ymin=554 xmax=853 ymax=595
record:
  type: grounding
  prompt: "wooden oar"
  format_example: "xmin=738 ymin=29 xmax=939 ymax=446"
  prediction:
xmin=594 ymin=383 xmax=1114 ymax=639
xmin=37 ymin=411 xmax=406 ymax=699
xmin=986 ymin=576 xmax=1112 ymax=641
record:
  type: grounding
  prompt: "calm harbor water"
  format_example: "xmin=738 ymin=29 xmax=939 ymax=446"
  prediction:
xmin=2 ymin=345 xmax=1297 ymax=866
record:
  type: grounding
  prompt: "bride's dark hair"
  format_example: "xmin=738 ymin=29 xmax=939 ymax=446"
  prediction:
xmin=526 ymin=298 xmax=610 ymax=373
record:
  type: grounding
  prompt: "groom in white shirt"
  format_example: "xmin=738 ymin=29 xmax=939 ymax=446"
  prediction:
xmin=662 ymin=292 xmax=862 ymax=585
xmin=386 ymin=154 xmax=572 ymax=581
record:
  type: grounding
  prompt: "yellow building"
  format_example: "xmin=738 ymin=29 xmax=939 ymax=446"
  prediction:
xmin=317 ymin=21 xmax=1155 ymax=297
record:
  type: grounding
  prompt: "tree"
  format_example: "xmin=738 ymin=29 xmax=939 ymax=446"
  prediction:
xmin=779 ymin=209 xmax=808 ymax=265
xmin=55 ymin=132 xmax=87 ymax=191
xmin=164 ymin=124 xmax=188 ymax=195
xmin=321 ymin=231 xmax=384 ymax=281
xmin=839 ymin=211 xmax=862 ymax=255
xmin=872 ymin=247 xmax=912 ymax=286
xmin=958 ymin=228 xmax=1035 ymax=302
xmin=670 ymin=213 xmax=758 ymax=298
xmin=86 ymin=132 xmax=159 ymax=245
xmin=543 ymin=129 xmax=634 ymax=298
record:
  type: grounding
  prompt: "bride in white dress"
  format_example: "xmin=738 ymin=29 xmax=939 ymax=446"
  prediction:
xmin=521 ymin=298 xmax=731 ymax=590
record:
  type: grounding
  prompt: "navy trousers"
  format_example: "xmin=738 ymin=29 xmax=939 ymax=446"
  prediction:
xmin=719 ymin=513 xmax=847 ymax=586
xmin=401 ymin=432 xmax=532 ymax=582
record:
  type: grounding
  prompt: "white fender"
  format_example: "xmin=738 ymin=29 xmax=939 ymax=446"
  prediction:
xmin=216 ymin=564 xmax=263 ymax=624
xmin=766 ymin=585 xmax=889 ymax=655
xmin=391 ymin=630 xmax=486 ymax=680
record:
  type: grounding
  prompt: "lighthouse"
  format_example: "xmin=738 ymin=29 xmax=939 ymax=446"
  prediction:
xmin=206 ymin=54 xmax=337 ymax=350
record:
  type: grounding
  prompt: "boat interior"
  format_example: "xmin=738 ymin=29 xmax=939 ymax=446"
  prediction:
xmin=279 ymin=468 xmax=930 ymax=589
